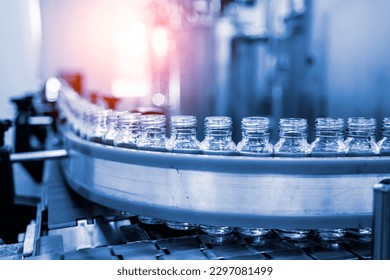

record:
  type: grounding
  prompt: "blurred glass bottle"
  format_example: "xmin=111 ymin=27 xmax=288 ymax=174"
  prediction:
xmin=103 ymin=111 xmax=121 ymax=146
xmin=200 ymin=116 xmax=237 ymax=155
xmin=199 ymin=116 xmax=236 ymax=237
xmin=114 ymin=113 xmax=141 ymax=149
xmin=378 ymin=117 xmax=390 ymax=156
xmin=79 ymin=104 xmax=98 ymax=139
xmin=345 ymin=117 xmax=378 ymax=239
xmin=87 ymin=109 xmax=110 ymax=143
xmin=237 ymin=116 xmax=272 ymax=240
xmin=345 ymin=117 xmax=379 ymax=156
xmin=274 ymin=118 xmax=310 ymax=240
xmin=137 ymin=114 xmax=167 ymax=225
xmin=165 ymin=115 xmax=200 ymax=230
xmin=310 ymin=117 xmax=347 ymax=241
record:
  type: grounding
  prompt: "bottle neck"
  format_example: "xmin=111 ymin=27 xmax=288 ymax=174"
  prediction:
xmin=279 ymin=131 xmax=307 ymax=139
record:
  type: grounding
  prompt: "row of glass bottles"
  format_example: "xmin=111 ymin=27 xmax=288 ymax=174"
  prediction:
xmin=84 ymin=113 xmax=390 ymax=157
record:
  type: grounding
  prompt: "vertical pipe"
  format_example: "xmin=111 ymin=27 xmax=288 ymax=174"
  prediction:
xmin=373 ymin=179 xmax=390 ymax=259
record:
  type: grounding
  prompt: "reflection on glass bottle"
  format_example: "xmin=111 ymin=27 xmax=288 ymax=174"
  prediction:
xmin=114 ymin=113 xmax=141 ymax=149
xmin=378 ymin=117 xmax=390 ymax=156
xmin=87 ymin=109 xmax=110 ymax=143
xmin=199 ymin=116 xmax=235 ymax=238
xmin=165 ymin=115 xmax=200 ymax=230
xmin=310 ymin=117 xmax=347 ymax=241
xmin=274 ymin=118 xmax=310 ymax=241
xmin=236 ymin=116 xmax=272 ymax=240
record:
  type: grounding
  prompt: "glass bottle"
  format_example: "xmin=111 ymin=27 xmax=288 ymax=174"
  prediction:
xmin=237 ymin=116 xmax=273 ymax=156
xmin=236 ymin=116 xmax=272 ymax=239
xmin=378 ymin=117 xmax=390 ymax=156
xmin=137 ymin=114 xmax=167 ymax=225
xmin=87 ymin=109 xmax=110 ymax=143
xmin=310 ymin=117 xmax=347 ymax=241
xmin=103 ymin=111 xmax=122 ymax=146
xmin=114 ymin=113 xmax=141 ymax=149
xmin=79 ymin=104 xmax=98 ymax=139
xmin=345 ymin=117 xmax=379 ymax=156
xmin=345 ymin=117 xmax=378 ymax=239
xmin=310 ymin=117 xmax=347 ymax=157
xmin=166 ymin=115 xmax=201 ymax=154
xmin=200 ymin=116 xmax=237 ymax=155
xmin=274 ymin=118 xmax=310 ymax=157
xmin=274 ymin=118 xmax=310 ymax=241
xmin=165 ymin=115 xmax=200 ymax=230
xmin=199 ymin=116 xmax=236 ymax=238
xmin=136 ymin=114 xmax=167 ymax=152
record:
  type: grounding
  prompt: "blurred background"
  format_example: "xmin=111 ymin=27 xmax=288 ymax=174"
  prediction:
xmin=1 ymin=0 xmax=390 ymax=143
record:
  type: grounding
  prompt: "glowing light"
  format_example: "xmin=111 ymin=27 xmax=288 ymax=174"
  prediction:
xmin=45 ymin=77 xmax=61 ymax=102
xmin=151 ymin=27 xmax=169 ymax=57
xmin=113 ymin=21 xmax=149 ymax=57
xmin=111 ymin=79 xmax=149 ymax=98
xmin=152 ymin=93 xmax=165 ymax=106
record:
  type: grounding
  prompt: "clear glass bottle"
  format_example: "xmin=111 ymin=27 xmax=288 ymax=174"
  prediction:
xmin=310 ymin=117 xmax=347 ymax=241
xmin=79 ymin=104 xmax=99 ymax=139
xmin=345 ymin=117 xmax=379 ymax=156
xmin=200 ymin=116 xmax=237 ymax=155
xmin=274 ymin=118 xmax=310 ymax=241
xmin=199 ymin=116 xmax=236 ymax=237
xmin=166 ymin=115 xmax=201 ymax=154
xmin=114 ymin=113 xmax=141 ymax=149
xmin=87 ymin=109 xmax=111 ymax=143
xmin=345 ymin=117 xmax=378 ymax=239
xmin=237 ymin=116 xmax=273 ymax=156
xmin=310 ymin=118 xmax=347 ymax=157
xmin=237 ymin=117 xmax=272 ymax=239
xmin=274 ymin=118 xmax=310 ymax=157
xmin=136 ymin=114 xmax=167 ymax=152
xmin=165 ymin=115 xmax=200 ymax=230
xmin=378 ymin=117 xmax=390 ymax=156
xmin=137 ymin=114 xmax=167 ymax=225
xmin=103 ymin=111 xmax=122 ymax=146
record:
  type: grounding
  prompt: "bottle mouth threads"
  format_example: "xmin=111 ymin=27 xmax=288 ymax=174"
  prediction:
xmin=315 ymin=117 xmax=345 ymax=136
xmin=204 ymin=116 xmax=232 ymax=130
xmin=382 ymin=117 xmax=390 ymax=136
xmin=171 ymin=115 xmax=197 ymax=128
xmin=279 ymin=118 xmax=307 ymax=137
xmin=241 ymin=116 xmax=270 ymax=134
xmin=140 ymin=114 xmax=166 ymax=130
xmin=118 ymin=112 xmax=141 ymax=126
xmin=347 ymin=117 xmax=376 ymax=136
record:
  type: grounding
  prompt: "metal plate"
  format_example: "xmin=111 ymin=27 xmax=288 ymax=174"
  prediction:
xmin=60 ymin=130 xmax=390 ymax=229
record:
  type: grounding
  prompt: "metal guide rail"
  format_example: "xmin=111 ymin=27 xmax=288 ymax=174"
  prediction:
xmin=60 ymin=128 xmax=390 ymax=229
